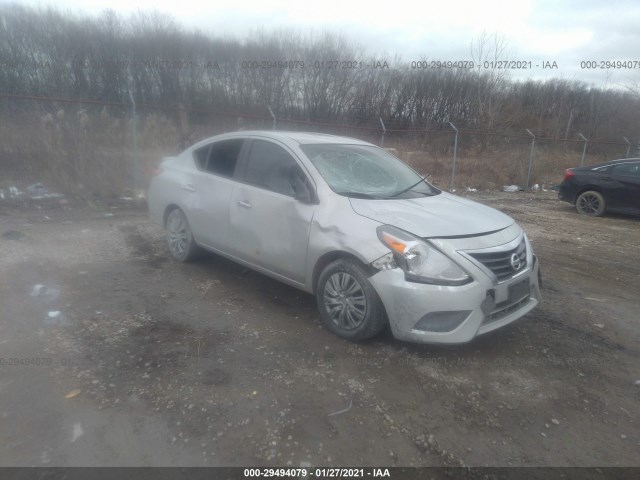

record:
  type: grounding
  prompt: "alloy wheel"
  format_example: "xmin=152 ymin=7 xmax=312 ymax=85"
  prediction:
xmin=578 ymin=192 xmax=602 ymax=215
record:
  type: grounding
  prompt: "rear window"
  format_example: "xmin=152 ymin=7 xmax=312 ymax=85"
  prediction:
xmin=193 ymin=139 xmax=244 ymax=177
xmin=193 ymin=145 xmax=210 ymax=169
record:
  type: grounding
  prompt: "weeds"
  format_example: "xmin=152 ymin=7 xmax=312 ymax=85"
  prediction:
xmin=0 ymin=110 xmax=621 ymax=197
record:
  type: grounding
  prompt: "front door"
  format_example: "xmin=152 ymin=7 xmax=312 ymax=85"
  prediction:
xmin=228 ymin=139 xmax=316 ymax=284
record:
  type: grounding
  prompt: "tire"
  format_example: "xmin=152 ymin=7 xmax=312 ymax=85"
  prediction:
xmin=165 ymin=208 xmax=200 ymax=261
xmin=576 ymin=190 xmax=605 ymax=217
xmin=316 ymin=259 xmax=387 ymax=341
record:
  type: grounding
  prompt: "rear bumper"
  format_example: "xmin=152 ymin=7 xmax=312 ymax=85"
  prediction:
xmin=558 ymin=181 xmax=576 ymax=204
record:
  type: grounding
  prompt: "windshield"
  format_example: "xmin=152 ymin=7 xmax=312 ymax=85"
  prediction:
xmin=300 ymin=144 xmax=440 ymax=199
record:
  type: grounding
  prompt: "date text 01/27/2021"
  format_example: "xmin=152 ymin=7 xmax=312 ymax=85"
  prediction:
xmin=243 ymin=468 xmax=391 ymax=478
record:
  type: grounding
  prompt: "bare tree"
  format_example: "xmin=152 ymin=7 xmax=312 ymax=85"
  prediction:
xmin=470 ymin=32 xmax=511 ymax=130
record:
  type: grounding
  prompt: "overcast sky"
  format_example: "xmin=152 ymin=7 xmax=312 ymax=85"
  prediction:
xmin=6 ymin=0 xmax=640 ymax=89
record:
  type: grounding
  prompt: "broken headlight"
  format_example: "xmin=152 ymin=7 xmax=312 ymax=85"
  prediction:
xmin=374 ymin=225 xmax=471 ymax=286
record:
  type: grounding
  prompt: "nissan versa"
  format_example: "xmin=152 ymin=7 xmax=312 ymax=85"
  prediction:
xmin=148 ymin=131 xmax=541 ymax=344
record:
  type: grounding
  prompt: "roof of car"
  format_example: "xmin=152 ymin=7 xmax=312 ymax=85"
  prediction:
xmin=192 ymin=130 xmax=375 ymax=148
xmin=585 ymin=157 xmax=640 ymax=169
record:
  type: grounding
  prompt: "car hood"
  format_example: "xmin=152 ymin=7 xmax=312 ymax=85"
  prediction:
xmin=349 ymin=192 xmax=514 ymax=238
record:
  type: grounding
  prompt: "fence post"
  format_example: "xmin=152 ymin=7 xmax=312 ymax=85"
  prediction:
xmin=267 ymin=106 xmax=276 ymax=130
xmin=448 ymin=122 xmax=458 ymax=192
xmin=525 ymin=129 xmax=535 ymax=190
xmin=379 ymin=117 xmax=386 ymax=147
xmin=578 ymin=133 xmax=588 ymax=166
xmin=623 ymin=137 xmax=631 ymax=158
xmin=129 ymin=91 xmax=140 ymax=191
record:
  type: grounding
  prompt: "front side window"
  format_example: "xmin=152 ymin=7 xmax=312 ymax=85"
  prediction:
xmin=244 ymin=140 xmax=303 ymax=196
xmin=300 ymin=144 xmax=439 ymax=199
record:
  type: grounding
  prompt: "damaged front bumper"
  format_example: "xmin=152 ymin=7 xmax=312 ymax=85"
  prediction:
xmin=369 ymin=242 xmax=541 ymax=345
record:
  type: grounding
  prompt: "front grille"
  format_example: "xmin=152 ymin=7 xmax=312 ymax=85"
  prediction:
xmin=468 ymin=239 xmax=527 ymax=282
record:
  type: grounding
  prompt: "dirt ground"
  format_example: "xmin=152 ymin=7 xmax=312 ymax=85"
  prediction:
xmin=1 ymin=190 xmax=639 ymax=467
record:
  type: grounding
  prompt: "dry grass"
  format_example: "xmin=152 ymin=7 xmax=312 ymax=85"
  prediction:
xmin=396 ymin=147 xmax=587 ymax=190
xmin=0 ymin=111 xmax=622 ymax=196
xmin=0 ymin=110 xmax=180 ymax=197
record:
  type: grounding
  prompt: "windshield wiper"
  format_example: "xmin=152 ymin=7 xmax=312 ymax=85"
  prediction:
xmin=389 ymin=177 xmax=433 ymax=198
xmin=335 ymin=191 xmax=389 ymax=199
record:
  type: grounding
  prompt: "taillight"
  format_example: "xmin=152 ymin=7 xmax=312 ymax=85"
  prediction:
xmin=564 ymin=169 xmax=575 ymax=181
xmin=150 ymin=167 xmax=163 ymax=177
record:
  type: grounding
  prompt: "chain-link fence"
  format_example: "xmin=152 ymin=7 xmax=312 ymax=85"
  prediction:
xmin=1 ymin=92 xmax=636 ymax=197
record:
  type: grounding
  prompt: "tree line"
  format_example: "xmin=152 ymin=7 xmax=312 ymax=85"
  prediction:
xmin=1 ymin=4 xmax=639 ymax=143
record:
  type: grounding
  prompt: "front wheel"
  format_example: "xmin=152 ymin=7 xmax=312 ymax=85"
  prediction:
xmin=165 ymin=208 xmax=200 ymax=261
xmin=576 ymin=190 xmax=605 ymax=216
xmin=316 ymin=259 xmax=387 ymax=341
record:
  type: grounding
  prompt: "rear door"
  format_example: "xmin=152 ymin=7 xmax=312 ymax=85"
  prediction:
xmin=228 ymin=139 xmax=316 ymax=284
xmin=186 ymin=138 xmax=246 ymax=249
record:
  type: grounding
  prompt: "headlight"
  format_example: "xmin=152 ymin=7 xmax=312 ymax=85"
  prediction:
xmin=375 ymin=225 xmax=471 ymax=286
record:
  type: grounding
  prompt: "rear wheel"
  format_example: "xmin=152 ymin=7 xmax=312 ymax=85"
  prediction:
xmin=165 ymin=208 xmax=200 ymax=261
xmin=576 ymin=190 xmax=605 ymax=216
xmin=316 ymin=259 xmax=386 ymax=341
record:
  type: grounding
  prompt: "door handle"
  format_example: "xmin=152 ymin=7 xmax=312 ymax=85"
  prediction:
xmin=181 ymin=183 xmax=197 ymax=192
xmin=602 ymin=176 xmax=612 ymax=181
xmin=237 ymin=200 xmax=252 ymax=209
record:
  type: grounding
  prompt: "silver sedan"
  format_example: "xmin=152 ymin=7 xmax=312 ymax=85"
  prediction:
xmin=148 ymin=131 xmax=541 ymax=344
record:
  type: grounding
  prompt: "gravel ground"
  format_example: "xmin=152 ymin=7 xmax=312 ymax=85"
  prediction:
xmin=0 ymin=190 xmax=639 ymax=467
